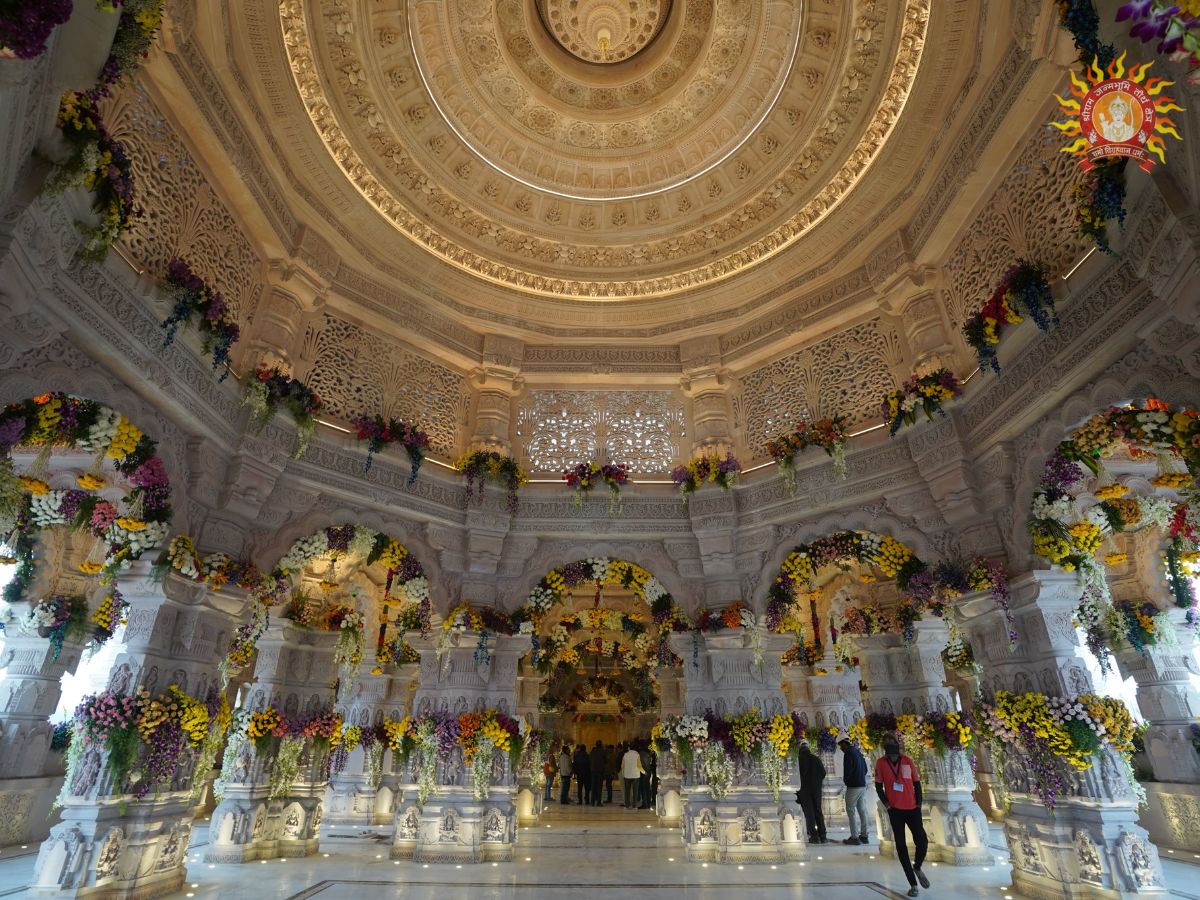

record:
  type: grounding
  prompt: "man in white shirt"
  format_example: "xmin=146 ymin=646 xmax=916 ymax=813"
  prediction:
xmin=621 ymin=742 xmax=644 ymax=809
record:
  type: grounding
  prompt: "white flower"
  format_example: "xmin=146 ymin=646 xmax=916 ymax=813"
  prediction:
xmin=403 ymin=576 xmax=430 ymax=604
xmin=29 ymin=491 xmax=68 ymax=527
xmin=348 ymin=527 xmax=376 ymax=558
xmin=518 ymin=620 xmax=533 ymax=635
xmin=80 ymin=408 xmax=120 ymax=452
xmin=588 ymin=557 xmax=611 ymax=584
xmin=642 ymin=578 xmax=667 ymax=603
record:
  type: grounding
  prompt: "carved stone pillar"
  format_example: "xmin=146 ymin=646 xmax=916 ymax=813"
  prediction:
xmin=679 ymin=336 xmax=733 ymax=456
xmin=881 ymin=281 xmax=954 ymax=374
xmin=31 ymin=564 xmax=242 ymax=899
xmin=0 ymin=630 xmax=86 ymax=848
xmin=955 ymin=571 xmax=1168 ymax=898
xmin=391 ymin=630 xmax=531 ymax=863
xmin=246 ymin=257 xmax=328 ymax=374
xmin=655 ymin=666 xmax=686 ymax=827
xmin=205 ymin=621 xmax=338 ymax=864
xmin=324 ymin=662 xmax=393 ymax=830
xmin=781 ymin=650 xmax=866 ymax=831
xmin=469 ymin=335 xmax=523 ymax=455
xmin=377 ymin=662 xmax=419 ymax=828
xmin=853 ymin=620 xmax=992 ymax=865
xmin=670 ymin=628 xmax=800 ymax=863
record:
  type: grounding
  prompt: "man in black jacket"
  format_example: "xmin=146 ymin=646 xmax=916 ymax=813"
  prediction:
xmin=573 ymin=743 xmax=592 ymax=806
xmin=796 ymin=740 xmax=827 ymax=843
xmin=589 ymin=741 xmax=607 ymax=806
xmin=838 ymin=734 xmax=870 ymax=845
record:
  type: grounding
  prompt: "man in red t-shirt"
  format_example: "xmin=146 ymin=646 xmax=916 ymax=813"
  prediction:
xmin=873 ymin=733 xmax=930 ymax=897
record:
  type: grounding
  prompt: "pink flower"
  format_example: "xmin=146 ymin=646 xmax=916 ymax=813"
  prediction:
xmin=90 ymin=501 xmax=119 ymax=532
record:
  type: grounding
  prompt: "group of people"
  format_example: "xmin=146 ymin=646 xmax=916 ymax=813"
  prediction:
xmin=544 ymin=740 xmax=658 ymax=810
xmin=797 ymin=732 xmax=931 ymax=898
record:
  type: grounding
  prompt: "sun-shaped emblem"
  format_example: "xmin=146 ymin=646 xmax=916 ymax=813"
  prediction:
xmin=1052 ymin=51 xmax=1184 ymax=172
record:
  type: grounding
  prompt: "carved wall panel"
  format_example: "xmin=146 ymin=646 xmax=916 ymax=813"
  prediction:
xmin=302 ymin=314 xmax=469 ymax=456
xmin=943 ymin=130 xmax=1090 ymax=334
xmin=103 ymin=81 xmax=264 ymax=325
xmin=515 ymin=390 xmax=687 ymax=474
xmin=733 ymin=318 xmax=902 ymax=458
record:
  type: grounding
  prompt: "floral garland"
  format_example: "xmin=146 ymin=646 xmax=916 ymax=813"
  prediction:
xmin=1056 ymin=0 xmax=1117 ymax=66
xmin=94 ymin=0 xmax=165 ymax=93
xmin=159 ymin=258 xmax=240 ymax=379
xmin=215 ymin=526 xmax=427 ymax=679
xmin=963 ymin=261 xmax=1057 ymax=375
xmin=942 ymin=623 xmax=978 ymax=674
xmin=350 ymin=413 xmax=429 ymax=483
xmin=455 ymin=450 xmax=527 ymax=514
xmin=60 ymin=685 xmax=230 ymax=806
xmin=782 ymin=641 xmax=822 ymax=667
xmin=43 ymin=91 xmax=137 ymax=261
xmin=670 ymin=452 xmax=741 ymax=501
xmin=332 ymin=608 xmax=365 ymax=696
xmin=658 ymin=711 xmax=795 ymax=800
xmin=0 ymin=0 xmax=73 ymax=59
xmin=1074 ymin=157 xmax=1128 ymax=253
xmin=773 ymin=531 xmax=926 ymax=597
xmin=1114 ymin=598 xmax=1169 ymax=655
xmin=440 ymin=602 xmax=526 ymax=668
xmin=765 ymin=416 xmax=849 ymax=493
xmin=397 ymin=709 xmax=528 ymax=801
xmin=242 ymin=364 xmax=324 ymax=459
xmin=846 ymin=710 xmax=974 ymax=759
xmin=881 ymin=368 xmax=962 ymax=436
xmin=23 ymin=592 xmax=118 ymax=660
xmin=562 ymin=461 xmax=629 ymax=514
xmin=0 ymin=394 xmax=172 ymax=607
xmin=1116 ymin=2 xmax=1200 ymax=78
xmin=975 ymin=690 xmax=1138 ymax=808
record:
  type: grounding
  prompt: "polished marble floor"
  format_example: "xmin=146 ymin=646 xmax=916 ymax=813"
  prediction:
xmin=1 ymin=804 xmax=1199 ymax=899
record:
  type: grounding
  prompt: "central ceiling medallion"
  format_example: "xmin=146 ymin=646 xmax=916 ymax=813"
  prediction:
xmin=536 ymin=0 xmax=670 ymax=63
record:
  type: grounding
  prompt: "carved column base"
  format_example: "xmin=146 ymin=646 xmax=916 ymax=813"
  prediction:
xmin=206 ymin=792 xmax=324 ymax=863
xmin=1136 ymin=782 xmax=1200 ymax=855
xmin=820 ymin=776 xmax=848 ymax=832
xmin=681 ymin=787 xmax=800 ymax=863
xmin=390 ymin=785 xmax=421 ymax=859
xmin=515 ymin=776 xmax=543 ymax=826
xmin=1005 ymin=796 xmax=1167 ymax=899
xmin=323 ymin=773 xmax=379 ymax=830
xmin=403 ymin=788 xmax=518 ymax=864
xmin=875 ymin=789 xmax=993 ymax=866
xmin=0 ymin=774 xmax=66 ymax=850
xmin=656 ymin=775 xmax=683 ymax=827
xmin=31 ymin=794 xmax=194 ymax=900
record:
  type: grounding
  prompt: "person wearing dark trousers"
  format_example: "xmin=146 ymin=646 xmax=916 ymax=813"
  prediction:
xmin=573 ymin=743 xmax=592 ymax=806
xmin=874 ymin=733 xmax=930 ymax=897
xmin=589 ymin=740 xmax=607 ymax=807
xmin=605 ymin=743 xmax=619 ymax=804
xmin=795 ymin=740 xmax=827 ymax=843
xmin=558 ymin=745 xmax=573 ymax=804
xmin=621 ymin=743 xmax=644 ymax=808
xmin=637 ymin=742 xmax=652 ymax=809
xmin=838 ymin=734 xmax=870 ymax=845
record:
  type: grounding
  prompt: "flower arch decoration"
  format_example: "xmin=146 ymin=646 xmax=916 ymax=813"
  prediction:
xmin=217 ymin=524 xmax=429 ymax=681
xmin=516 ymin=557 xmax=689 ymax=666
xmin=768 ymin=529 xmax=1015 ymax=651
xmin=0 ymin=393 xmax=173 ymax=646
xmin=1028 ymin=400 xmax=1200 ymax=666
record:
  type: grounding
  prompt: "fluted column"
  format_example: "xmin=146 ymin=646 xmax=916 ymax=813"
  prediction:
xmin=955 ymin=571 xmax=1167 ymax=899
xmin=853 ymin=620 xmax=992 ymax=865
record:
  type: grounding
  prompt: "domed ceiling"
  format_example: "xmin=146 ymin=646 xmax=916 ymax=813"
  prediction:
xmin=153 ymin=1 xmax=1050 ymax=351
xmin=277 ymin=0 xmax=929 ymax=300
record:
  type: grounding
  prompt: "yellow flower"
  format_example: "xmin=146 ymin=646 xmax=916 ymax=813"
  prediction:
xmin=77 ymin=473 xmax=106 ymax=491
xmin=1093 ymin=483 xmax=1129 ymax=501
xmin=1103 ymin=552 xmax=1128 ymax=566
xmin=115 ymin=517 xmax=147 ymax=532
xmin=80 ymin=561 xmax=104 ymax=575
xmin=1152 ymin=472 xmax=1192 ymax=490
xmin=20 ymin=477 xmax=50 ymax=496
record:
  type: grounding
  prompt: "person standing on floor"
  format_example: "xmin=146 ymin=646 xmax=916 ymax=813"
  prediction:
xmin=543 ymin=747 xmax=557 ymax=803
xmin=621 ymin=742 xmax=644 ymax=809
xmin=605 ymin=743 xmax=619 ymax=804
xmin=589 ymin=740 xmax=607 ymax=807
xmin=874 ymin=733 xmax=930 ymax=897
xmin=637 ymin=741 xmax=653 ymax=809
xmin=558 ymin=743 xmax=573 ymax=805
xmin=573 ymin=742 xmax=592 ymax=806
xmin=796 ymin=740 xmax=827 ymax=843
xmin=838 ymin=733 xmax=869 ymax=845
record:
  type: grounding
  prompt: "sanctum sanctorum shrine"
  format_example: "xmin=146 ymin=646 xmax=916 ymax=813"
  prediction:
xmin=1 ymin=0 xmax=1200 ymax=898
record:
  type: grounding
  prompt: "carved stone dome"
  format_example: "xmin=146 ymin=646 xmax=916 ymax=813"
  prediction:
xmin=536 ymin=0 xmax=671 ymax=64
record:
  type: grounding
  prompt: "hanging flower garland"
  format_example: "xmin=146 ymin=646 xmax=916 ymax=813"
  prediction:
xmin=975 ymin=690 xmax=1139 ymax=809
xmin=963 ymin=261 xmax=1058 ymax=375
xmin=845 ymin=710 xmax=974 ymax=759
xmin=659 ymin=710 xmax=796 ymax=800
xmin=59 ymin=684 xmax=231 ymax=807
xmin=765 ymin=416 xmax=849 ymax=494
xmin=670 ymin=452 xmax=742 ymax=502
xmin=330 ymin=607 xmax=365 ymax=695
xmin=1074 ymin=157 xmax=1128 ymax=254
xmin=0 ymin=394 xmax=172 ymax=608
xmin=1056 ymin=0 xmax=1118 ymax=66
xmin=349 ymin=414 xmax=429 ymax=483
xmin=1116 ymin=2 xmax=1200 ymax=79
xmin=439 ymin=601 xmax=525 ymax=668
xmin=454 ymin=450 xmax=527 ymax=514
xmin=242 ymin=364 xmax=324 ymax=459
xmin=0 ymin=0 xmax=73 ymax=60
xmin=1114 ymin=598 xmax=1170 ymax=655
xmin=93 ymin=0 xmax=166 ymax=94
xmin=42 ymin=91 xmax=137 ymax=262
xmin=23 ymin=594 xmax=89 ymax=660
xmin=881 ymin=368 xmax=962 ymax=436
xmin=395 ymin=709 xmax=528 ymax=802
xmin=159 ymin=258 xmax=240 ymax=379
xmin=562 ymin=461 xmax=630 ymax=514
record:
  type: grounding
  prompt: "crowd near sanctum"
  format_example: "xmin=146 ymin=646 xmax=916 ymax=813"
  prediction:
xmin=545 ymin=739 xmax=660 ymax=810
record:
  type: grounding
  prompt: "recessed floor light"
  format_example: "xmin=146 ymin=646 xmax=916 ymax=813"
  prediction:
xmin=525 ymin=858 xmax=532 ymax=862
